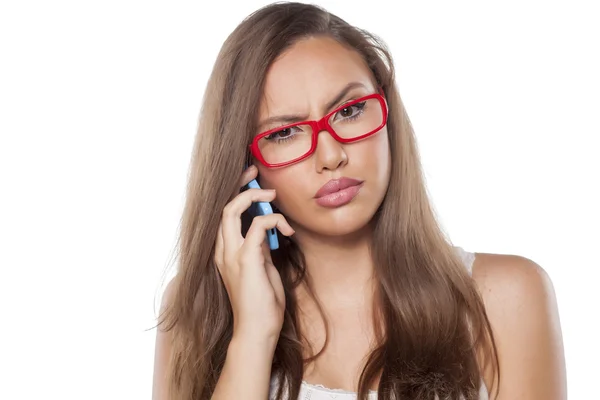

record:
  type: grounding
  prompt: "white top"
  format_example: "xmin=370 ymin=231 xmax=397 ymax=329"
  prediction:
xmin=269 ymin=246 xmax=489 ymax=400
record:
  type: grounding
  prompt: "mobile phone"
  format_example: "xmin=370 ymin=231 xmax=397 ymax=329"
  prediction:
xmin=244 ymin=178 xmax=279 ymax=251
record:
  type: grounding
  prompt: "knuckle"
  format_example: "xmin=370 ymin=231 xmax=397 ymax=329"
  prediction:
xmin=251 ymin=214 xmax=270 ymax=226
xmin=248 ymin=188 xmax=265 ymax=200
xmin=222 ymin=203 xmax=234 ymax=218
xmin=221 ymin=204 xmax=230 ymax=217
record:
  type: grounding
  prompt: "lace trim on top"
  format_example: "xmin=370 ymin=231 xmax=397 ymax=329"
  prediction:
xmin=301 ymin=380 xmax=377 ymax=396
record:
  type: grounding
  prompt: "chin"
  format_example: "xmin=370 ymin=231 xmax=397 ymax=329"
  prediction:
xmin=295 ymin=203 xmax=378 ymax=238
xmin=312 ymin=222 xmax=371 ymax=238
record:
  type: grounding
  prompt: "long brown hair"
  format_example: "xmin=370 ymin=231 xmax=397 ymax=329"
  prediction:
xmin=157 ymin=2 xmax=499 ymax=399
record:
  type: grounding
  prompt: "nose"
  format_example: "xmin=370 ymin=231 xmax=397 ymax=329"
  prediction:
xmin=314 ymin=128 xmax=348 ymax=173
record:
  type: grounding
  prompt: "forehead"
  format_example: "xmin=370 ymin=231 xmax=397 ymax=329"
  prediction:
xmin=259 ymin=36 xmax=376 ymax=117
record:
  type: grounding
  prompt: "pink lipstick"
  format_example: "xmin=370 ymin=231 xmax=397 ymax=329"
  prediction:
xmin=314 ymin=177 xmax=364 ymax=208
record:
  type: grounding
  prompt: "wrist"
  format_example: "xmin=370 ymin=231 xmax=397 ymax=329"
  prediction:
xmin=229 ymin=332 xmax=279 ymax=356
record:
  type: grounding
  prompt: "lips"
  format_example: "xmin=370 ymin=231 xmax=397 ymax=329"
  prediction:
xmin=314 ymin=177 xmax=364 ymax=198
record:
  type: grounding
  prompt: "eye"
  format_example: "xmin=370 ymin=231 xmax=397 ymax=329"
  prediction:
xmin=265 ymin=126 xmax=300 ymax=141
xmin=266 ymin=128 xmax=289 ymax=140
xmin=276 ymin=128 xmax=293 ymax=138
xmin=336 ymin=101 xmax=366 ymax=120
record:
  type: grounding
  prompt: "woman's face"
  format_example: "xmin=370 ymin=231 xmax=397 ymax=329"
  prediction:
xmin=255 ymin=36 xmax=391 ymax=237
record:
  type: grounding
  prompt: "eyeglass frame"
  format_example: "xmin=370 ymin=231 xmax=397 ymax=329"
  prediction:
xmin=248 ymin=89 xmax=388 ymax=168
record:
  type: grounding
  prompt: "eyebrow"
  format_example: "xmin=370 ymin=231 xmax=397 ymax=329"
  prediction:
xmin=257 ymin=81 xmax=368 ymax=130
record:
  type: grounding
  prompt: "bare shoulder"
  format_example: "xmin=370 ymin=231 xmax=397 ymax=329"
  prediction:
xmin=471 ymin=252 xmax=552 ymax=301
xmin=470 ymin=252 xmax=567 ymax=399
xmin=158 ymin=277 xmax=179 ymax=322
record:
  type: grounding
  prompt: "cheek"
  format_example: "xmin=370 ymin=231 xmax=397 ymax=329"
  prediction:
xmin=358 ymin=129 xmax=391 ymax=175
xmin=362 ymin=131 xmax=392 ymax=199
xmin=376 ymin=127 xmax=391 ymax=157
xmin=256 ymin=166 xmax=309 ymax=210
xmin=380 ymin=132 xmax=392 ymax=184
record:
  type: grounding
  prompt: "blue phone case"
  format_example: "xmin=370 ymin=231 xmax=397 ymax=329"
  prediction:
xmin=246 ymin=178 xmax=279 ymax=250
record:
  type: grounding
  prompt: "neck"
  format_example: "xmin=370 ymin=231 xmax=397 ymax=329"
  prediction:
xmin=290 ymin=224 xmax=376 ymax=310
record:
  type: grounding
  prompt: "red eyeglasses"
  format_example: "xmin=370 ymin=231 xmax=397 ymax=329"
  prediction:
xmin=249 ymin=91 xmax=388 ymax=168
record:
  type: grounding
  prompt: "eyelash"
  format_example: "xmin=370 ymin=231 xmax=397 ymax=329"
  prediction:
xmin=264 ymin=126 xmax=299 ymax=143
xmin=264 ymin=100 xmax=367 ymax=143
xmin=338 ymin=101 xmax=366 ymax=122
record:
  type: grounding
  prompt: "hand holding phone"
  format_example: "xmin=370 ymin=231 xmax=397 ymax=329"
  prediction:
xmin=213 ymin=165 xmax=294 ymax=343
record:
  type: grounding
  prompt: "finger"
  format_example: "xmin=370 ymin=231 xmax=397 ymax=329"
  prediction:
xmin=221 ymin=188 xmax=277 ymax=244
xmin=238 ymin=164 xmax=258 ymax=189
xmin=227 ymin=165 xmax=258 ymax=203
xmin=243 ymin=214 xmax=295 ymax=250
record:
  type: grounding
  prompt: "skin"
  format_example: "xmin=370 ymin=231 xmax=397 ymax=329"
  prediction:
xmin=255 ymin=36 xmax=567 ymax=397
xmin=255 ymin=36 xmax=390 ymax=389
xmin=256 ymin=38 xmax=391 ymax=240
xmin=152 ymin=36 xmax=567 ymax=399
xmin=473 ymin=253 xmax=567 ymax=398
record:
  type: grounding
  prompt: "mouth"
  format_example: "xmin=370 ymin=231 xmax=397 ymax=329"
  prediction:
xmin=314 ymin=177 xmax=364 ymax=208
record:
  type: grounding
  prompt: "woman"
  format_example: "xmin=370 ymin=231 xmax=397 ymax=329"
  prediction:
xmin=152 ymin=2 xmax=566 ymax=399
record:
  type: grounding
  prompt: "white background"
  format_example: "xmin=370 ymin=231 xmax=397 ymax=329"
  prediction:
xmin=1 ymin=0 xmax=598 ymax=398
